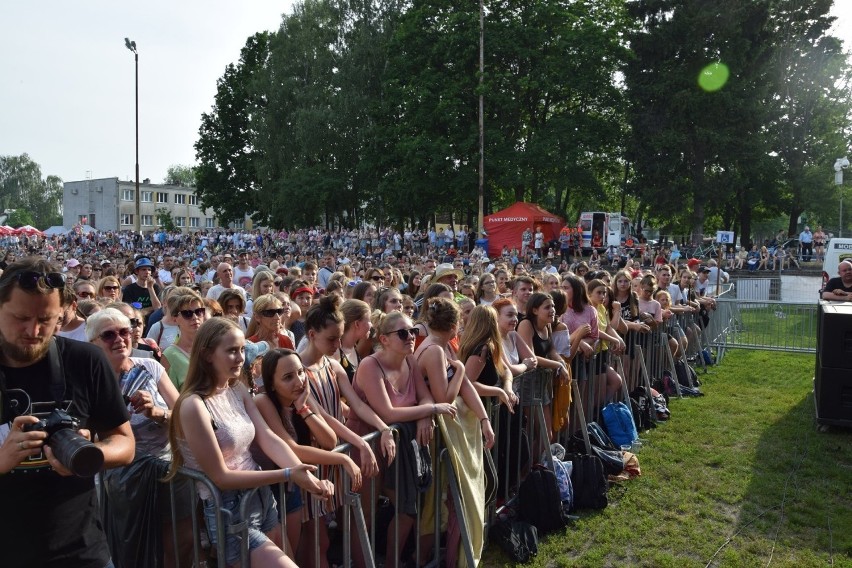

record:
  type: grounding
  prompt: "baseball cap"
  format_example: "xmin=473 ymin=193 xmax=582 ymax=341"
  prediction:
xmin=135 ymin=257 xmax=154 ymax=270
xmin=66 ymin=258 xmax=80 ymax=268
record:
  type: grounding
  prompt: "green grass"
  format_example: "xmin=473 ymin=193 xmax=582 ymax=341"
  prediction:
xmin=728 ymin=305 xmax=817 ymax=352
xmin=482 ymin=350 xmax=852 ymax=567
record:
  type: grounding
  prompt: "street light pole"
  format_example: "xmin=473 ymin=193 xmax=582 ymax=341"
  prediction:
xmin=835 ymin=157 xmax=849 ymax=238
xmin=125 ymin=38 xmax=140 ymax=234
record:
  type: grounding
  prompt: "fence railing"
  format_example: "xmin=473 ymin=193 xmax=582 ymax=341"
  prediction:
xmin=711 ymin=298 xmax=817 ymax=354
xmin=100 ymin=306 xmax=732 ymax=567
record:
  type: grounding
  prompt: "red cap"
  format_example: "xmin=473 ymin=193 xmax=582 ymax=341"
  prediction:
xmin=687 ymin=258 xmax=701 ymax=268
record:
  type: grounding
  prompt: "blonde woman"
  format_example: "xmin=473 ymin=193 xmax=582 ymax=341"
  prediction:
xmin=246 ymin=293 xmax=295 ymax=350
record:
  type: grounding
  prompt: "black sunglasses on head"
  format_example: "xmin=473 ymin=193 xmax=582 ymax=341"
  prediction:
xmin=261 ymin=308 xmax=286 ymax=317
xmin=386 ymin=327 xmax=418 ymax=340
xmin=179 ymin=308 xmax=206 ymax=319
xmin=16 ymin=271 xmax=66 ymax=290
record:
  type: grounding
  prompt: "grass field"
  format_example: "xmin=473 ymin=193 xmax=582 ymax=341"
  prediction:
xmin=482 ymin=350 xmax=852 ymax=567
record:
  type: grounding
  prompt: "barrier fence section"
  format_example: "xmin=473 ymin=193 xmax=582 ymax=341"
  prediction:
xmin=104 ymin=306 xmax=733 ymax=567
xmin=712 ymin=298 xmax=817 ymax=354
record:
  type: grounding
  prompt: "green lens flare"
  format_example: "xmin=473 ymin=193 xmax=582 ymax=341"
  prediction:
xmin=698 ymin=62 xmax=729 ymax=92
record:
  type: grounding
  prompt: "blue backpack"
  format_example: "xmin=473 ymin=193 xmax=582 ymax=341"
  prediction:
xmin=601 ymin=402 xmax=639 ymax=448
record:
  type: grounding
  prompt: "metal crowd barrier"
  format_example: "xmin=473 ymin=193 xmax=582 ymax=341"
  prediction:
xmin=712 ymin=298 xmax=817 ymax=353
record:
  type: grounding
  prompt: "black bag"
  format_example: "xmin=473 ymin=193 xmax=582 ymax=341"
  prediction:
xmin=564 ymin=453 xmax=608 ymax=511
xmin=629 ymin=386 xmax=655 ymax=431
xmin=674 ymin=360 xmax=700 ymax=387
xmin=490 ymin=519 xmax=539 ymax=563
xmin=584 ymin=422 xmax=625 ymax=475
xmin=518 ymin=465 xmax=568 ymax=534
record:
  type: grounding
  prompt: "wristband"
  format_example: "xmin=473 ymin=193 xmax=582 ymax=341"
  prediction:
xmin=432 ymin=404 xmax=436 ymax=415
xmin=304 ymin=412 xmax=316 ymax=420
xmin=296 ymin=404 xmax=310 ymax=416
xmin=480 ymin=417 xmax=489 ymax=424
xmin=381 ymin=427 xmax=392 ymax=434
xmin=283 ymin=468 xmax=291 ymax=482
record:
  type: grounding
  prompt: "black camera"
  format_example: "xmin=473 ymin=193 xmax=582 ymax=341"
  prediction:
xmin=23 ymin=409 xmax=104 ymax=477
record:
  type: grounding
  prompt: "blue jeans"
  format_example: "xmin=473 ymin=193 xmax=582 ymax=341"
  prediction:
xmin=202 ymin=486 xmax=279 ymax=565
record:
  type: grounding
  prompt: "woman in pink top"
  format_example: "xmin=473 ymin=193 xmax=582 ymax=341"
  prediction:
xmin=349 ymin=311 xmax=456 ymax=568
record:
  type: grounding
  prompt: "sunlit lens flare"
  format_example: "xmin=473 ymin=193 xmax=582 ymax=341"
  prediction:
xmin=698 ymin=62 xmax=729 ymax=92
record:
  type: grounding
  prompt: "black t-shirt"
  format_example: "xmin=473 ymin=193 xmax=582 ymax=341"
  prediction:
xmin=0 ymin=337 xmax=129 ymax=568
xmin=824 ymin=277 xmax=852 ymax=295
xmin=122 ymin=281 xmax=161 ymax=309
xmin=472 ymin=344 xmax=499 ymax=388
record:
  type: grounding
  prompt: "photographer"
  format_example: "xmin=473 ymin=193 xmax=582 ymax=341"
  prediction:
xmin=0 ymin=257 xmax=134 ymax=568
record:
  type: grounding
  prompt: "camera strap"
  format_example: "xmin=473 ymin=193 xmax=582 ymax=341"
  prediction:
xmin=0 ymin=339 xmax=66 ymax=423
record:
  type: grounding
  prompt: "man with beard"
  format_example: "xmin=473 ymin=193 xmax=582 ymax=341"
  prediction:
xmin=0 ymin=257 xmax=134 ymax=567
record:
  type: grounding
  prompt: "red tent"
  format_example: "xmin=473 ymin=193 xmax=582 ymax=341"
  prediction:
xmin=484 ymin=202 xmax=564 ymax=257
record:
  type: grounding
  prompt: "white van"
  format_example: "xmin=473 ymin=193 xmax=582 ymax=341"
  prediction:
xmin=821 ymin=238 xmax=852 ymax=289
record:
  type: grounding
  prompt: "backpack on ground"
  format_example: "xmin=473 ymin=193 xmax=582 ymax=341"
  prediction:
xmin=564 ymin=453 xmax=608 ymax=511
xmin=490 ymin=519 xmax=539 ymax=563
xmin=674 ymin=360 xmax=700 ymax=387
xmin=601 ymin=401 xmax=639 ymax=448
xmin=629 ymin=386 xmax=656 ymax=431
xmin=518 ymin=465 xmax=569 ymax=534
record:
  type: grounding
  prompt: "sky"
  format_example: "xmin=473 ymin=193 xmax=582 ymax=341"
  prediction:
xmin=1 ymin=1 xmax=851 ymax=185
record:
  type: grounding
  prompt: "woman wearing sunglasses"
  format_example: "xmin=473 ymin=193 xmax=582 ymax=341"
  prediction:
xmin=107 ymin=301 xmax=159 ymax=360
xmin=162 ymin=290 xmax=208 ymax=390
xmin=246 ymin=294 xmax=295 ymax=351
xmin=86 ymin=308 xmax=190 ymax=568
xmin=97 ymin=275 xmax=123 ymax=302
xmin=348 ymin=311 xmax=456 ymax=567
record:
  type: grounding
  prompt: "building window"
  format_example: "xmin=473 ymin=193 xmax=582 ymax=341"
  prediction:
xmin=206 ymin=218 xmax=216 ymax=228
xmin=189 ymin=217 xmax=199 ymax=228
xmin=175 ymin=216 xmax=186 ymax=227
xmin=188 ymin=194 xmax=198 ymax=206
xmin=122 ymin=189 xmax=134 ymax=201
xmin=120 ymin=214 xmax=134 ymax=226
xmin=232 ymin=220 xmax=244 ymax=229
xmin=141 ymin=215 xmax=154 ymax=226
xmin=174 ymin=194 xmax=186 ymax=205
xmin=157 ymin=192 xmax=169 ymax=204
xmin=141 ymin=191 xmax=153 ymax=203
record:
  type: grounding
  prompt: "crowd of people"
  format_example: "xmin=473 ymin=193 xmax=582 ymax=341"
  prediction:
xmin=0 ymin=226 xmax=731 ymax=568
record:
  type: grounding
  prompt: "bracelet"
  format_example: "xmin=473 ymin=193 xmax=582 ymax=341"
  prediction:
xmin=480 ymin=417 xmax=489 ymax=424
xmin=283 ymin=468 xmax=291 ymax=482
xmin=304 ymin=412 xmax=316 ymax=420
xmin=432 ymin=404 xmax=436 ymax=415
xmin=296 ymin=404 xmax=310 ymax=416
xmin=381 ymin=427 xmax=392 ymax=434
xmin=162 ymin=409 xmax=169 ymax=423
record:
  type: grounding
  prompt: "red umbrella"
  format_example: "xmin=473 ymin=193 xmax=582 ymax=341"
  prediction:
xmin=15 ymin=225 xmax=44 ymax=236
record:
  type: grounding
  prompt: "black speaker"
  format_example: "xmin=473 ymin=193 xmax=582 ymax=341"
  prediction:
xmin=817 ymin=302 xmax=852 ymax=370
xmin=813 ymin=364 xmax=852 ymax=426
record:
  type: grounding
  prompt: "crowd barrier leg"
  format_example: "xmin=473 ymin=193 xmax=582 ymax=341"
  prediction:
xmin=440 ymin=448 xmax=476 ymax=568
xmin=613 ymin=355 xmax=636 ymax=425
xmin=571 ymin=373 xmax=592 ymax=455
xmin=663 ymin=341 xmax=685 ymax=398
xmin=634 ymin=345 xmax=658 ymax=427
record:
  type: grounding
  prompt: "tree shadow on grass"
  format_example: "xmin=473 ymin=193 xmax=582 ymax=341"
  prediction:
xmin=729 ymin=392 xmax=852 ymax=565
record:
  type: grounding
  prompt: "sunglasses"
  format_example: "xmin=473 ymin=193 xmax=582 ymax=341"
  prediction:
xmin=77 ymin=291 xmax=95 ymax=299
xmin=261 ymin=308 xmax=286 ymax=317
xmin=386 ymin=327 xmax=418 ymax=340
xmin=103 ymin=285 xmax=120 ymax=291
xmin=16 ymin=271 xmax=66 ymax=290
xmin=179 ymin=308 xmax=206 ymax=319
xmin=371 ymin=275 xmax=385 ymax=281
xmin=129 ymin=318 xmax=142 ymax=328
xmin=99 ymin=328 xmax=131 ymax=343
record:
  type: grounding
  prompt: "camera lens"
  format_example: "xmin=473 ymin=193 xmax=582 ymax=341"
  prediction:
xmin=48 ymin=429 xmax=104 ymax=477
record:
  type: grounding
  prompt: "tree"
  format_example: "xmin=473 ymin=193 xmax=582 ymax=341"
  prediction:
xmin=6 ymin=209 xmax=35 ymax=228
xmin=194 ymin=33 xmax=270 ymax=225
xmin=165 ymin=164 xmax=197 ymax=186
xmin=155 ymin=208 xmax=177 ymax=232
xmin=0 ymin=154 xmax=63 ymax=228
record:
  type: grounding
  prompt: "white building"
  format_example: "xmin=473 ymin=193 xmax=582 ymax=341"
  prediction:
xmin=62 ymin=177 xmax=251 ymax=233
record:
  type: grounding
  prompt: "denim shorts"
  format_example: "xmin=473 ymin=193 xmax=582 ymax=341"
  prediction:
xmin=202 ymin=485 xmax=279 ymax=565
